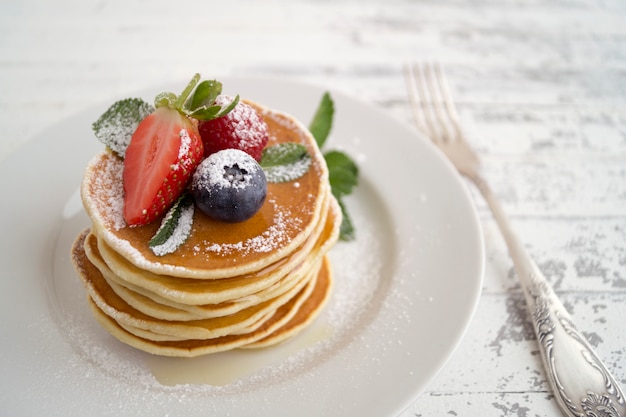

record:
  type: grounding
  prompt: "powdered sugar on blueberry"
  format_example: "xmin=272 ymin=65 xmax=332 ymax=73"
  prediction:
xmin=191 ymin=149 xmax=267 ymax=222
xmin=195 ymin=149 xmax=263 ymax=190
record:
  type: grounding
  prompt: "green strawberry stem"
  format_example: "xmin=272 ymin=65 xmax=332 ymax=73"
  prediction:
xmin=153 ymin=74 xmax=237 ymax=123
xmin=155 ymin=74 xmax=201 ymax=112
xmin=154 ymin=92 xmax=177 ymax=109
xmin=174 ymin=73 xmax=201 ymax=111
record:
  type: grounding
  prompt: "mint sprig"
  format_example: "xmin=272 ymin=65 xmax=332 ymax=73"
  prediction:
xmin=155 ymin=73 xmax=240 ymax=121
xmin=261 ymin=143 xmax=312 ymax=183
xmin=149 ymin=193 xmax=195 ymax=256
xmin=92 ymin=98 xmax=154 ymax=158
xmin=310 ymin=92 xmax=334 ymax=149
xmin=309 ymin=92 xmax=359 ymax=241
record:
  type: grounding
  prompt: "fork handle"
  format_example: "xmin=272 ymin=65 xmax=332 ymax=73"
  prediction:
xmin=469 ymin=172 xmax=626 ymax=417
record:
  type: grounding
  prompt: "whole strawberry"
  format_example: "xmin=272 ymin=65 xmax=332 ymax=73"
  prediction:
xmin=122 ymin=75 xmax=239 ymax=226
xmin=198 ymin=96 xmax=269 ymax=161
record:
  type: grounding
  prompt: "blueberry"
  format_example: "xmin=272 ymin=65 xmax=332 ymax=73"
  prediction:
xmin=191 ymin=149 xmax=267 ymax=222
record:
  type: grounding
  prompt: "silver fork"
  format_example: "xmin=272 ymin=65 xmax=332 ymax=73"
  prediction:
xmin=404 ymin=62 xmax=625 ymax=417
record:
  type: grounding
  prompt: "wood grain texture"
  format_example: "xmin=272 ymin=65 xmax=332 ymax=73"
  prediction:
xmin=0 ymin=0 xmax=624 ymax=415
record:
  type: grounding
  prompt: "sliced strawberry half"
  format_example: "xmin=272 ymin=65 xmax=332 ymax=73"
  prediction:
xmin=123 ymin=107 xmax=203 ymax=226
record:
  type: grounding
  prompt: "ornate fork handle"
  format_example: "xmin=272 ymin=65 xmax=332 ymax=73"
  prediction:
xmin=470 ymin=172 xmax=626 ymax=417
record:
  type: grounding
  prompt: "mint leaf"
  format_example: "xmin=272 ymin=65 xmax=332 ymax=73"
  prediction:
xmin=189 ymin=96 xmax=239 ymax=120
xmin=189 ymin=105 xmax=223 ymax=120
xmin=261 ymin=143 xmax=312 ymax=183
xmin=309 ymin=92 xmax=334 ymax=148
xmin=149 ymin=194 xmax=195 ymax=256
xmin=213 ymin=95 xmax=240 ymax=119
xmin=324 ymin=150 xmax=358 ymax=241
xmin=92 ymin=98 xmax=154 ymax=158
xmin=261 ymin=142 xmax=308 ymax=167
xmin=188 ymin=79 xmax=222 ymax=112
xmin=324 ymin=150 xmax=358 ymax=199
xmin=174 ymin=73 xmax=201 ymax=110
xmin=337 ymin=198 xmax=355 ymax=241
xmin=309 ymin=92 xmax=359 ymax=241
xmin=152 ymin=74 xmax=239 ymax=121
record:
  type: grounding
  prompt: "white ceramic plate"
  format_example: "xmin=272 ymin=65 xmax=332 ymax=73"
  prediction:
xmin=0 ymin=77 xmax=484 ymax=417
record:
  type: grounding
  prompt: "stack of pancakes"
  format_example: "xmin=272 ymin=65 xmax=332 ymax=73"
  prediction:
xmin=71 ymin=102 xmax=341 ymax=357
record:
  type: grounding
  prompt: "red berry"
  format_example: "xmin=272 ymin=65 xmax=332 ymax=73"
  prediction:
xmin=198 ymin=96 xmax=269 ymax=161
xmin=123 ymin=107 xmax=204 ymax=226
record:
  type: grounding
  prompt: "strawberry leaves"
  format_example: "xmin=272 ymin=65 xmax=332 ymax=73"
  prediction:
xmin=187 ymin=80 xmax=240 ymax=120
xmin=155 ymin=73 xmax=240 ymax=122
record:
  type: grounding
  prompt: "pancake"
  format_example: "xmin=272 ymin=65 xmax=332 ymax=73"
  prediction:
xmin=86 ymin=230 xmax=314 ymax=322
xmin=83 ymin=257 xmax=332 ymax=357
xmin=83 ymin=199 xmax=339 ymax=322
xmin=81 ymin=101 xmax=330 ymax=279
xmin=90 ymin=191 xmax=335 ymax=306
xmin=73 ymin=230 xmax=325 ymax=341
xmin=71 ymin=97 xmax=341 ymax=357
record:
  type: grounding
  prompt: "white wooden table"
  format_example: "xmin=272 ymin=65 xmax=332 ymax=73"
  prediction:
xmin=1 ymin=0 xmax=624 ymax=415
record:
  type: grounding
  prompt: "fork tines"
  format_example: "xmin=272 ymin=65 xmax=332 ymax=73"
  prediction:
xmin=403 ymin=62 xmax=461 ymax=142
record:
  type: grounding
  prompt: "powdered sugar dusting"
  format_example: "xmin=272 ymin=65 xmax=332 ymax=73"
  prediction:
xmin=177 ymin=129 xmax=191 ymax=160
xmin=172 ymin=128 xmax=195 ymax=173
xmin=107 ymin=232 xmax=196 ymax=274
xmin=194 ymin=199 xmax=301 ymax=257
xmin=259 ymin=107 xmax=306 ymax=143
xmin=89 ymin=153 xmax=126 ymax=231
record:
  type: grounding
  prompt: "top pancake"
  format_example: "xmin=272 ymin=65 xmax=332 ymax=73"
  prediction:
xmin=81 ymin=101 xmax=330 ymax=279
